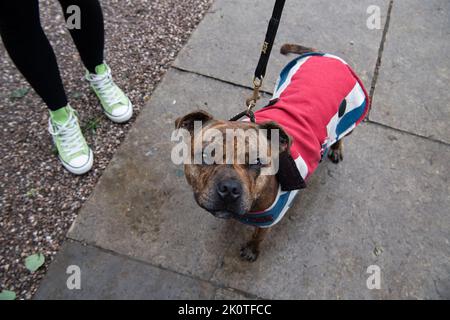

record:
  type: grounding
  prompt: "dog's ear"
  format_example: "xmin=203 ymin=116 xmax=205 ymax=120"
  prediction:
xmin=259 ymin=121 xmax=306 ymax=190
xmin=259 ymin=121 xmax=291 ymax=153
xmin=175 ymin=110 xmax=214 ymax=133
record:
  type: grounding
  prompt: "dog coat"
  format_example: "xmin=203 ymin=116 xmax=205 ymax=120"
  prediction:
xmin=236 ymin=52 xmax=370 ymax=228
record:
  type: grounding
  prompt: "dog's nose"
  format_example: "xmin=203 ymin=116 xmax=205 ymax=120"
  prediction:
xmin=217 ymin=179 xmax=242 ymax=201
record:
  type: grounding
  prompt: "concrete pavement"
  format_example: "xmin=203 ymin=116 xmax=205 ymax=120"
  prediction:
xmin=35 ymin=0 xmax=450 ymax=299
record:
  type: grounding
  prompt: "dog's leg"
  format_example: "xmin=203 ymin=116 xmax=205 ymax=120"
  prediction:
xmin=328 ymin=139 xmax=344 ymax=164
xmin=240 ymin=227 xmax=269 ymax=262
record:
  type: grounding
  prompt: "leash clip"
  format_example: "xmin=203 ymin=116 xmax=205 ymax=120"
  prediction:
xmin=244 ymin=76 xmax=263 ymax=123
xmin=246 ymin=76 xmax=263 ymax=111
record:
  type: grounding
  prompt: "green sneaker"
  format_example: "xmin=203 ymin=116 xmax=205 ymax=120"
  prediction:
xmin=86 ymin=63 xmax=133 ymax=123
xmin=48 ymin=106 xmax=93 ymax=175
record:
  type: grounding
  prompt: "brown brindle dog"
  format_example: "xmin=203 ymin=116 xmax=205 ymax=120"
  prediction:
xmin=175 ymin=113 xmax=285 ymax=261
xmin=175 ymin=44 xmax=368 ymax=261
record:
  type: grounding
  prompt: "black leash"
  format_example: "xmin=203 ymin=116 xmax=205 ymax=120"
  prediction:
xmin=229 ymin=109 xmax=256 ymax=122
xmin=230 ymin=0 xmax=286 ymax=123
xmin=253 ymin=0 xmax=286 ymax=87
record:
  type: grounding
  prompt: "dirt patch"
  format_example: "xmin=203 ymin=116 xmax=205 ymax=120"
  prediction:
xmin=0 ymin=0 xmax=212 ymax=299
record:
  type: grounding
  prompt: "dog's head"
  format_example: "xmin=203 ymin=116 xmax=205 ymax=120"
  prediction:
xmin=174 ymin=110 xmax=291 ymax=219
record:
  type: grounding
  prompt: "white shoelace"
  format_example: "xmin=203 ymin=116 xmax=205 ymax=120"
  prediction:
xmin=86 ymin=69 xmax=122 ymax=106
xmin=48 ymin=113 xmax=85 ymax=157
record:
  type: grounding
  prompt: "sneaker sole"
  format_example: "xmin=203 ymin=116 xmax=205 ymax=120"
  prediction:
xmin=104 ymin=100 xmax=133 ymax=123
xmin=60 ymin=149 xmax=94 ymax=175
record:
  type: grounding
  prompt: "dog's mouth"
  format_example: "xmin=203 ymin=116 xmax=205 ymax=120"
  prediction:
xmin=201 ymin=206 xmax=248 ymax=219
xmin=206 ymin=206 xmax=248 ymax=219
xmin=194 ymin=192 xmax=250 ymax=219
xmin=210 ymin=210 xmax=234 ymax=219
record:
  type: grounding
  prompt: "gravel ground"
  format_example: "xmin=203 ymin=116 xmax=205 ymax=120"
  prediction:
xmin=0 ymin=0 xmax=211 ymax=299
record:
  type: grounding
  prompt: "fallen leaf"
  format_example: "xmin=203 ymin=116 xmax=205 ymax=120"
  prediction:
xmin=71 ymin=91 xmax=83 ymax=99
xmin=373 ymin=246 xmax=384 ymax=257
xmin=0 ymin=290 xmax=16 ymax=300
xmin=10 ymin=87 xmax=30 ymax=99
xmin=25 ymin=253 xmax=45 ymax=272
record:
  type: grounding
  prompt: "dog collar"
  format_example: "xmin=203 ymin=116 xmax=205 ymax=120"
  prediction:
xmin=235 ymin=187 xmax=299 ymax=228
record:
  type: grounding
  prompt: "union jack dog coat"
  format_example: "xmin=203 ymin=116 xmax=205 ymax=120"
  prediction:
xmin=237 ymin=52 xmax=370 ymax=227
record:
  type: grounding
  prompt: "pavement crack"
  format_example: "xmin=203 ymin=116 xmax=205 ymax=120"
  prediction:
xmin=171 ymin=65 xmax=273 ymax=95
xmin=368 ymin=0 xmax=394 ymax=118
xmin=65 ymin=237 xmax=261 ymax=299
xmin=366 ymin=120 xmax=450 ymax=147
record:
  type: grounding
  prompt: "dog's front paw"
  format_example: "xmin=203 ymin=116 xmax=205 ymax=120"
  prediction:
xmin=240 ymin=242 xmax=259 ymax=262
xmin=328 ymin=148 xmax=343 ymax=164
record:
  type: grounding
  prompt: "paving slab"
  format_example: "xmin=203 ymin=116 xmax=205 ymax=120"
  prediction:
xmin=174 ymin=0 xmax=389 ymax=93
xmin=68 ymin=69 xmax=270 ymax=280
xmin=212 ymin=123 xmax=450 ymax=299
xmin=34 ymin=241 xmax=215 ymax=299
xmin=68 ymin=67 xmax=450 ymax=299
xmin=371 ymin=0 xmax=450 ymax=144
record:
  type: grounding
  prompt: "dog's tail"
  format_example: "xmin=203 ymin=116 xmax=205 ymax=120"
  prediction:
xmin=280 ymin=43 xmax=317 ymax=55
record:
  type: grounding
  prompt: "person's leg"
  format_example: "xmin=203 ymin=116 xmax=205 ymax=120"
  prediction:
xmin=0 ymin=0 xmax=68 ymax=110
xmin=0 ymin=0 xmax=93 ymax=174
xmin=58 ymin=0 xmax=104 ymax=73
xmin=58 ymin=0 xmax=133 ymax=123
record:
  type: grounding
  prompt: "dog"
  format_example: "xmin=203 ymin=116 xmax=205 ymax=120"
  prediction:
xmin=175 ymin=44 xmax=370 ymax=261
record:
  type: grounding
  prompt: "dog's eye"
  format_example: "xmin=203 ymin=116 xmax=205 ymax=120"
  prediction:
xmin=202 ymin=152 xmax=216 ymax=165
xmin=202 ymin=152 xmax=209 ymax=165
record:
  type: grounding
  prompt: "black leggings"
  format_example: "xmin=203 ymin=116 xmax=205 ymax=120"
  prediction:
xmin=0 ymin=0 xmax=104 ymax=110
